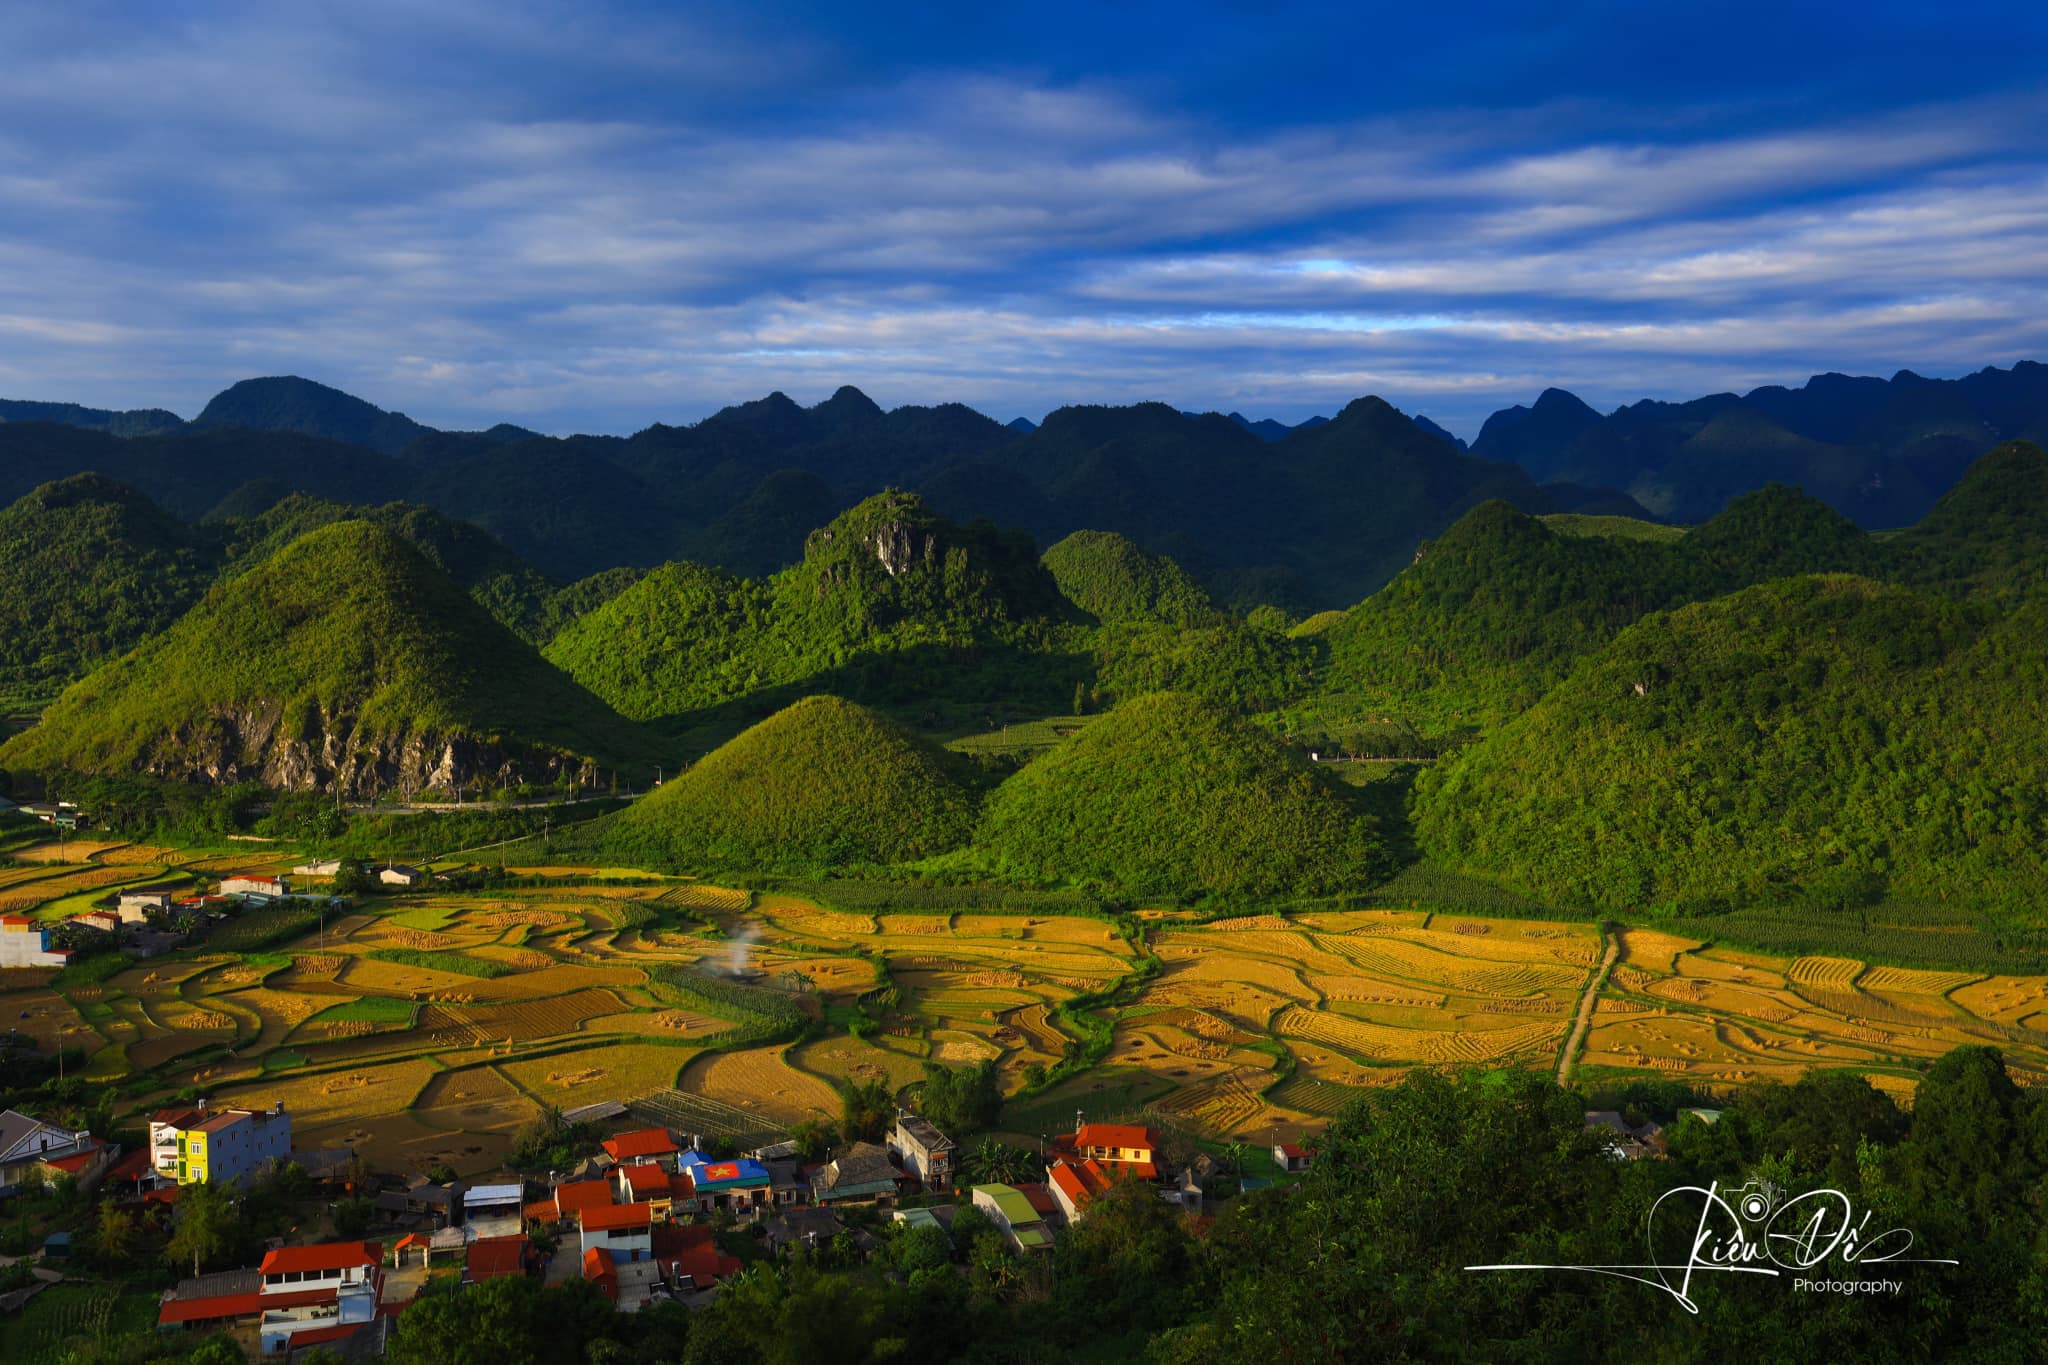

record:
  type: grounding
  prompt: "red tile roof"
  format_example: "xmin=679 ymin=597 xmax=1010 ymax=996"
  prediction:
xmin=617 ymin=1163 xmax=670 ymax=1196
xmin=104 ymin=1149 xmax=152 ymax=1183
xmin=0 ymin=915 xmax=35 ymax=927
xmin=652 ymin=1223 xmax=741 ymax=1284
xmin=1277 ymin=1142 xmax=1307 ymax=1159
xmin=1073 ymin=1123 xmax=1156 ymax=1151
xmin=1048 ymin=1162 xmax=1091 ymax=1207
xmin=465 ymin=1235 xmax=530 ymax=1281
xmin=601 ymin=1128 xmax=677 ymax=1160
xmin=41 ymin=1139 xmax=106 ymax=1174
xmin=552 ymin=1179 xmax=615 ymax=1218
xmin=581 ymin=1201 xmax=653 ymax=1232
xmin=582 ymin=1246 xmax=618 ymax=1299
xmin=259 ymin=1241 xmax=381 ymax=1275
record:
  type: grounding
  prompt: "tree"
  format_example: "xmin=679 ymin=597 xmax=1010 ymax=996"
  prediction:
xmin=789 ymin=1117 xmax=835 ymax=1163
xmin=840 ymin=1078 xmax=893 ymax=1144
xmin=92 ymin=1202 xmax=138 ymax=1268
xmin=959 ymin=1136 xmax=1037 ymax=1186
xmin=333 ymin=1195 xmax=374 ymax=1238
xmin=388 ymin=1274 xmax=621 ymax=1365
xmin=166 ymin=1180 xmax=239 ymax=1279
xmin=918 ymin=1060 xmax=1001 ymax=1134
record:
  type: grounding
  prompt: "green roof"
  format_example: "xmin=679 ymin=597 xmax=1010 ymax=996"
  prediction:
xmin=974 ymin=1184 xmax=1040 ymax=1226
xmin=1012 ymin=1226 xmax=1053 ymax=1250
xmin=894 ymin=1208 xmax=945 ymax=1232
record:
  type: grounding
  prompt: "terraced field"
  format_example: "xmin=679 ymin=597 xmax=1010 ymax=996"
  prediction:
xmin=2 ymin=828 xmax=2045 ymax=1174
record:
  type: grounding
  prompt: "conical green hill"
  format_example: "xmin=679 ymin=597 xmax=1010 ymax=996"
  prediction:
xmin=606 ymin=694 xmax=981 ymax=871
xmin=976 ymin=691 xmax=1385 ymax=899
xmin=0 ymin=520 xmax=650 ymax=795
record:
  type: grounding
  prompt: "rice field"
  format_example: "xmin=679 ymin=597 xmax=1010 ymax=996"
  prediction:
xmin=2 ymin=823 xmax=2042 ymax=1170
xmin=678 ymin=1044 xmax=839 ymax=1123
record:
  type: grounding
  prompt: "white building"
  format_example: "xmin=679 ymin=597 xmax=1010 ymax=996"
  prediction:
xmin=221 ymin=876 xmax=289 ymax=899
xmin=0 ymin=916 xmax=71 ymax=968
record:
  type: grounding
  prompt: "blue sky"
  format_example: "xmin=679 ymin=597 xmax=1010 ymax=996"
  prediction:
xmin=1 ymin=1 xmax=2044 ymax=438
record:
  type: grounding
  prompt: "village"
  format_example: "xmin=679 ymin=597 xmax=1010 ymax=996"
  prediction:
xmin=5 ymin=1082 xmax=1302 ymax=1359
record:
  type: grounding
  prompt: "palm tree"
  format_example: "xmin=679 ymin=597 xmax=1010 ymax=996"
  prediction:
xmin=961 ymin=1137 xmax=1037 ymax=1186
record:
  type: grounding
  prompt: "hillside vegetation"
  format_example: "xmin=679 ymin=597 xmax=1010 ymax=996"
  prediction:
xmin=605 ymin=695 xmax=981 ymax=871
xmin=0 ymin=521 xmax=653 ymax=795
xmin=1041 ymin=529 xmax=1217 ymax=625
xmin=1321 ymin=456 xmax=2019 ymax=733
xmin=1412 ymin=575 xmax=2048 ymax=912
xmin=976 ymin=691 xmax=1387 ymax=900
xmin=545 ymin=490 xmax=1083 ymax=722
xmin=0 ymin=475 xmax=216 ymax=691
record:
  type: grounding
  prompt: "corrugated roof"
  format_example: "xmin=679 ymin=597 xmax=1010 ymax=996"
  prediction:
xmin=975 ymin=1184 xmax=1040 ymax=1225
xmin=1073 ymin=1123 xmax=1156 ymax=1150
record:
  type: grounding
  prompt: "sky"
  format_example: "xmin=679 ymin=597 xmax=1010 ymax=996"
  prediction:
xmin=1 ymin=1 xmax=2045 ymax=439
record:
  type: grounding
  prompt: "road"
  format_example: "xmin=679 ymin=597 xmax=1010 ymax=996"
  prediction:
xmin=1556 ymin=924 xmax=1620 ymax=1087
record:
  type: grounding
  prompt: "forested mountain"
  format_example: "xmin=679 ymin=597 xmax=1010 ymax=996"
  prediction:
xmin=0 ymin=475 xmax=217 ymax=691
xmin=195 ymin=376 xmax=434 ymax=455
xmin=0 ymin=376 xmax=1643 ymax=610
xmin=542 ymin=490 xmax=1085 ymax=726
xmin=1322 ymin=444 xmax=2043 ymax=732
xmin=1411 ymin=575 xmax=2048 ymax=912
xmin=0 ymin=397 xmax=183 ymax=437
xmin=1472 ymin=361 xmax=2048 ymax=525
xmin=0 ymin=522 xmax=655 ymax=795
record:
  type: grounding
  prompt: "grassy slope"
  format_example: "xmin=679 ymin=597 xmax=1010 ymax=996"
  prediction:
xmin=606 ymin=694 xmax=982 ymax=871
xmin=976 ymin=691 xmax=1387 ymax=900
xmin=0 ymin=520 xmax=651 ymax=779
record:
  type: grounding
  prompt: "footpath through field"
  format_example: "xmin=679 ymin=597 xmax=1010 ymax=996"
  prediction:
xmin=1556 ymin=924 xmax=1618 ymax=1086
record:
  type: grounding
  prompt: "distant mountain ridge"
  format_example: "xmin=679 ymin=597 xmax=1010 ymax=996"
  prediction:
xmin=4 ymin=361 xmax=2043 ymax=611
xmin=1473 ymin=362 xmax=2048 ymax=525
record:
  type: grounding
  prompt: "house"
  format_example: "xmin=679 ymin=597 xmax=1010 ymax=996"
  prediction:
xmin=1054 ymin=1123 xmax=1159 ymax=1177
xmin=1273 ymin=1142 xmax=1311 ymax=1174
xmin=890 ymin=1207 xmax=952 ymax=1244
xmin=583 ymin=1246 xmax=668 ymax=1311
xmin=462 ymin=1182 xmax=523 ymax=1237
xmin=580 ymin=1201 xmax=654 ymax=1265
xmin=1048 ymin=1158 xmax=1148 ymax=1225
xmin=651 ymin=1222 xmax=742 ymax=1289
xmin=377 ymin=865 xmax=424 ymax=888
xmin=809 ymin=1142 xmax=903 ymax=1207
xmin=149 ymin=1101 xmax=292 ymax=1185
xmin=537 ymin=1178 xmax=616 ymax=1226
xmin=759 ymin=1156 xmax=809 ymax=1208
xmin=70 ymin=909 xmax=121 ymax=936
xmin=0 ymin=1110 xmax=107 ymax=1194
xmin=1584 ymin=1111 xmax=1665 ymax=1161
xmin=601 ymin=1128 xmax=679 ymax=1166
xmin=888 ymin=1114 xmax=956 ymax=1192
xmin=463 ymin=1234 xmax=535 ymax=1284
xmin=971 ymin=1184 xmax=1054 ymax=1253
xmin=221 ymin=876 xmax=290 ymax=899
xmin=158 ymin=1241 xmax=383 ymax=1355
xmin=293 ymin=861 xmax=342 ymax=877
xmin=0 ymin=916 xmax=71 ymax=968
xmin=675 ymin=1152 xmax=773 ymax=1215
xmin=117 ymin=891 xmax=172 ymax=921
xmin=613 ymin=1163 xmax=677 ymax=1215
xmin=762 ymin=1205 xmax=848 ymax=1257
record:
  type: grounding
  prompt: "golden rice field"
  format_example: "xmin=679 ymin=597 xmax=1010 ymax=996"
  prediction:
xmin=3 ymin=826 xmax=2046 ymax=1168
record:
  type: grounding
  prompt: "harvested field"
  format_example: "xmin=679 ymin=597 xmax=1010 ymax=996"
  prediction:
xmin=505 ymin=1042 xmax=698 ymax=1107
xmin=215 ymin=1057 xmax=436 ymax=1129
xmin=677 ymin=1045 xmax=838 ymax=1123
xmin=791 ymin=1035 xmax=927 ymax=1092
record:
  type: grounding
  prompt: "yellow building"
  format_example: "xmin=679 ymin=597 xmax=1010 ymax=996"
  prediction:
xmin=149 ymin=1101 xmax=291 ymax=1185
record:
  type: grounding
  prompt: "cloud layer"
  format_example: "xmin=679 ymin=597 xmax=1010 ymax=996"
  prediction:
xmin=1 ymin=3 xmax=2044 ymax=438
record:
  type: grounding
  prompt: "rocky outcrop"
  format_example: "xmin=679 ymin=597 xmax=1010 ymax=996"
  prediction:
xmin=143 ymin=701 xmax=600 ymax=798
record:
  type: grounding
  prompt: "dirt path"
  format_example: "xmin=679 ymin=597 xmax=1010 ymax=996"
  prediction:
xmin=1556 ymin=924 xmax=1620 ymax=1087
